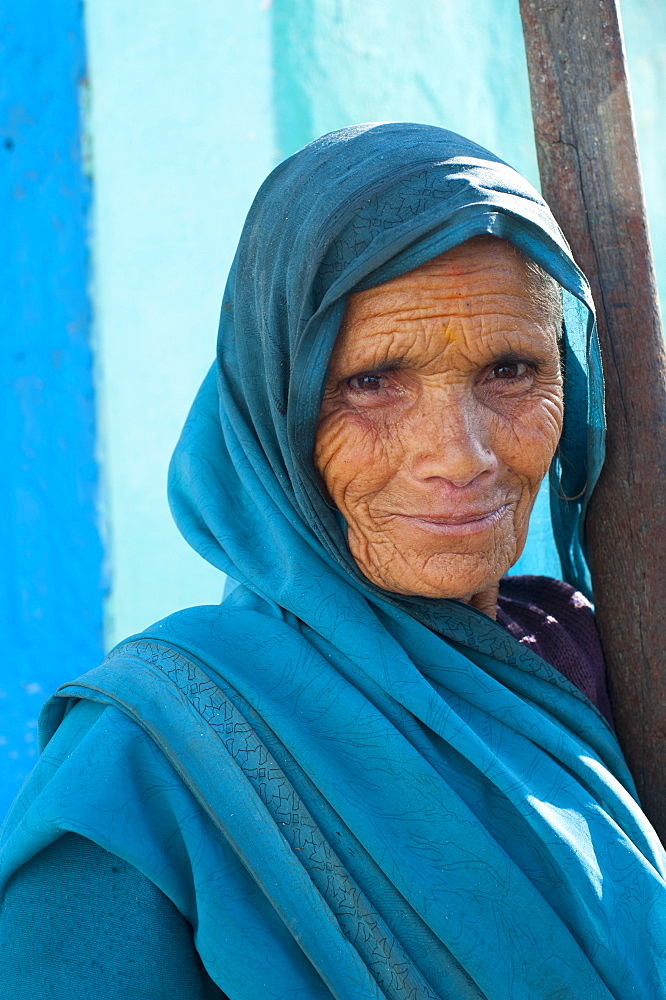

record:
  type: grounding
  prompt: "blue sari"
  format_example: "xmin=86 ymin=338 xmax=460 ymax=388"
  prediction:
xmin=2 ymin=123 xmax=665 ymax=998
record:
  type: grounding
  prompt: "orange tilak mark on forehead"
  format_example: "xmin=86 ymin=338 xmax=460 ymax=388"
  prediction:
xmin=438 ymin=316 xmax=465 ymax=344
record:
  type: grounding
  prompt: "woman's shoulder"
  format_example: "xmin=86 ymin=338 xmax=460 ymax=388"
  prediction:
xmin=124 ymin=586 xmax=304 ymax=656
xmin=497 ymin=575 xmax=613 ymax=723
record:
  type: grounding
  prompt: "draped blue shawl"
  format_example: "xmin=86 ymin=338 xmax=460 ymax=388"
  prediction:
xmin=2 ymin=122 xmax=666 ymax=999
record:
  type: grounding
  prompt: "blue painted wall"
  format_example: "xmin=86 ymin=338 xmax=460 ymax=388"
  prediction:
xmin=0 ymin=0 xmax=104 ymax=811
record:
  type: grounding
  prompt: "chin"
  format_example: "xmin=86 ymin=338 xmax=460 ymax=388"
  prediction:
xmin=383 ymin=531 xmax=522 ymax=598
xmin=370 ymin=554 xmax=511 ymax=600
xmin=348 ymin=515 xmax=529 ymax=599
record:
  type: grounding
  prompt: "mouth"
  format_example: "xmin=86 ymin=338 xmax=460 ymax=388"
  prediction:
xmin=396 ymin=504 xmax=510 ymax=537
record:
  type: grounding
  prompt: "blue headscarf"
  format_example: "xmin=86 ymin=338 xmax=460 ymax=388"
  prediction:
xmin=171 ymin=121 xmax=603 ymax=608
xmin=2 ymin=123 xmax=665 ymax=999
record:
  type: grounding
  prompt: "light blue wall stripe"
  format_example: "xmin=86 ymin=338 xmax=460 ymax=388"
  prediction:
xmin=0 ymin=0 xmax=105 ymax=812
xmin=83 ymin=0 xmax=275 ymax=648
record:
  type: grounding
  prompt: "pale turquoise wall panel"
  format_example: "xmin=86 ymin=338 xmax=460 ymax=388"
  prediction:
xmin=84 ymin=1 xmax=276 ymax=646
xmin=273 ymin=0 xmax=539 ymax=185
xmin=623 ymin=0 xmax=666 ymax=310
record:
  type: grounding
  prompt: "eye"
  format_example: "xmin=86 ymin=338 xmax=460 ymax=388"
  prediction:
xmin=486 ymin=361 xmax=529 ymax=380
xmin=347 ymin=373 xmax=390 ymax=391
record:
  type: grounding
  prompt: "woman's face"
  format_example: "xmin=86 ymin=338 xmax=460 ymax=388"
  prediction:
xmin=314 ymin=236 xmax=564 ymax=608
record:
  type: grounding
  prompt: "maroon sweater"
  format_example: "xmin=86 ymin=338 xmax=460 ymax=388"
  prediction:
xmin=497 ymin=574 xmax=613 ymax=725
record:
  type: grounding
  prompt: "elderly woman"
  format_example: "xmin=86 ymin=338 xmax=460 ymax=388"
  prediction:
xmin=1 ymin=123 xmax=665 ymax=999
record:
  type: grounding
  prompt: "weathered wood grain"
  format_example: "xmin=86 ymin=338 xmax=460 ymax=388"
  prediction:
xmin=519 ymin=0 xmax=666 ymax=840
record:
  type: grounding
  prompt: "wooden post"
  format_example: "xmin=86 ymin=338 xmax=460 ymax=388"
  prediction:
xmin=519 ymin=0 xmax=666 ymax=841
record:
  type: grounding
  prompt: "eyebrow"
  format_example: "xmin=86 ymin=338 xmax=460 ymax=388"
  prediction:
xmin=335 ymin=346 xmax=556 ymax=378
xmin=488 ymin=349 xmax=556 ymax=367
xmin=335 ymin=353 xmax=411 ymax=380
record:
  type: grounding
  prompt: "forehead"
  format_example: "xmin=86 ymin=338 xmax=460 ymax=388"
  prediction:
xmin=330 ymin=237 xmax=557 ymax=366
xmin=349 ymin=237 xmax=542 ymax=319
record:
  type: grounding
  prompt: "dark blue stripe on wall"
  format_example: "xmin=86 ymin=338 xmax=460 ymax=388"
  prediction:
xmin=0 ymin=1 xmax=105 ymax=813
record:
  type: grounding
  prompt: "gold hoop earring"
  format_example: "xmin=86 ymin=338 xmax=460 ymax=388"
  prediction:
xmin=549 ymin=479 xmax=588 ymax=502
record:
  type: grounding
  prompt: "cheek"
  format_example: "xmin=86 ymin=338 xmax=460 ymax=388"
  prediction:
xmin=500 ymin=392 xmax=563 ymax=486
xmin=314 ymin=412 xmax=401 ymax=510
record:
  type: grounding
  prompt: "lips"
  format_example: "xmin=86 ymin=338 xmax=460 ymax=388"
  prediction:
xmin=413 ymin=506 xmax=508 ymax=524
xmin=395 ymin=504 xmax=511 ymax=536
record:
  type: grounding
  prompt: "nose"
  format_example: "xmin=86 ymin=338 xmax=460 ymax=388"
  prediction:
xmin=407 ymin=389 xmax=498 ymax=489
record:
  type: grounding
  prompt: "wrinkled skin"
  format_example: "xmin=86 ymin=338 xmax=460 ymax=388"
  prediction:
xmin=314 ymin=236 xmax=564 ymax=618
